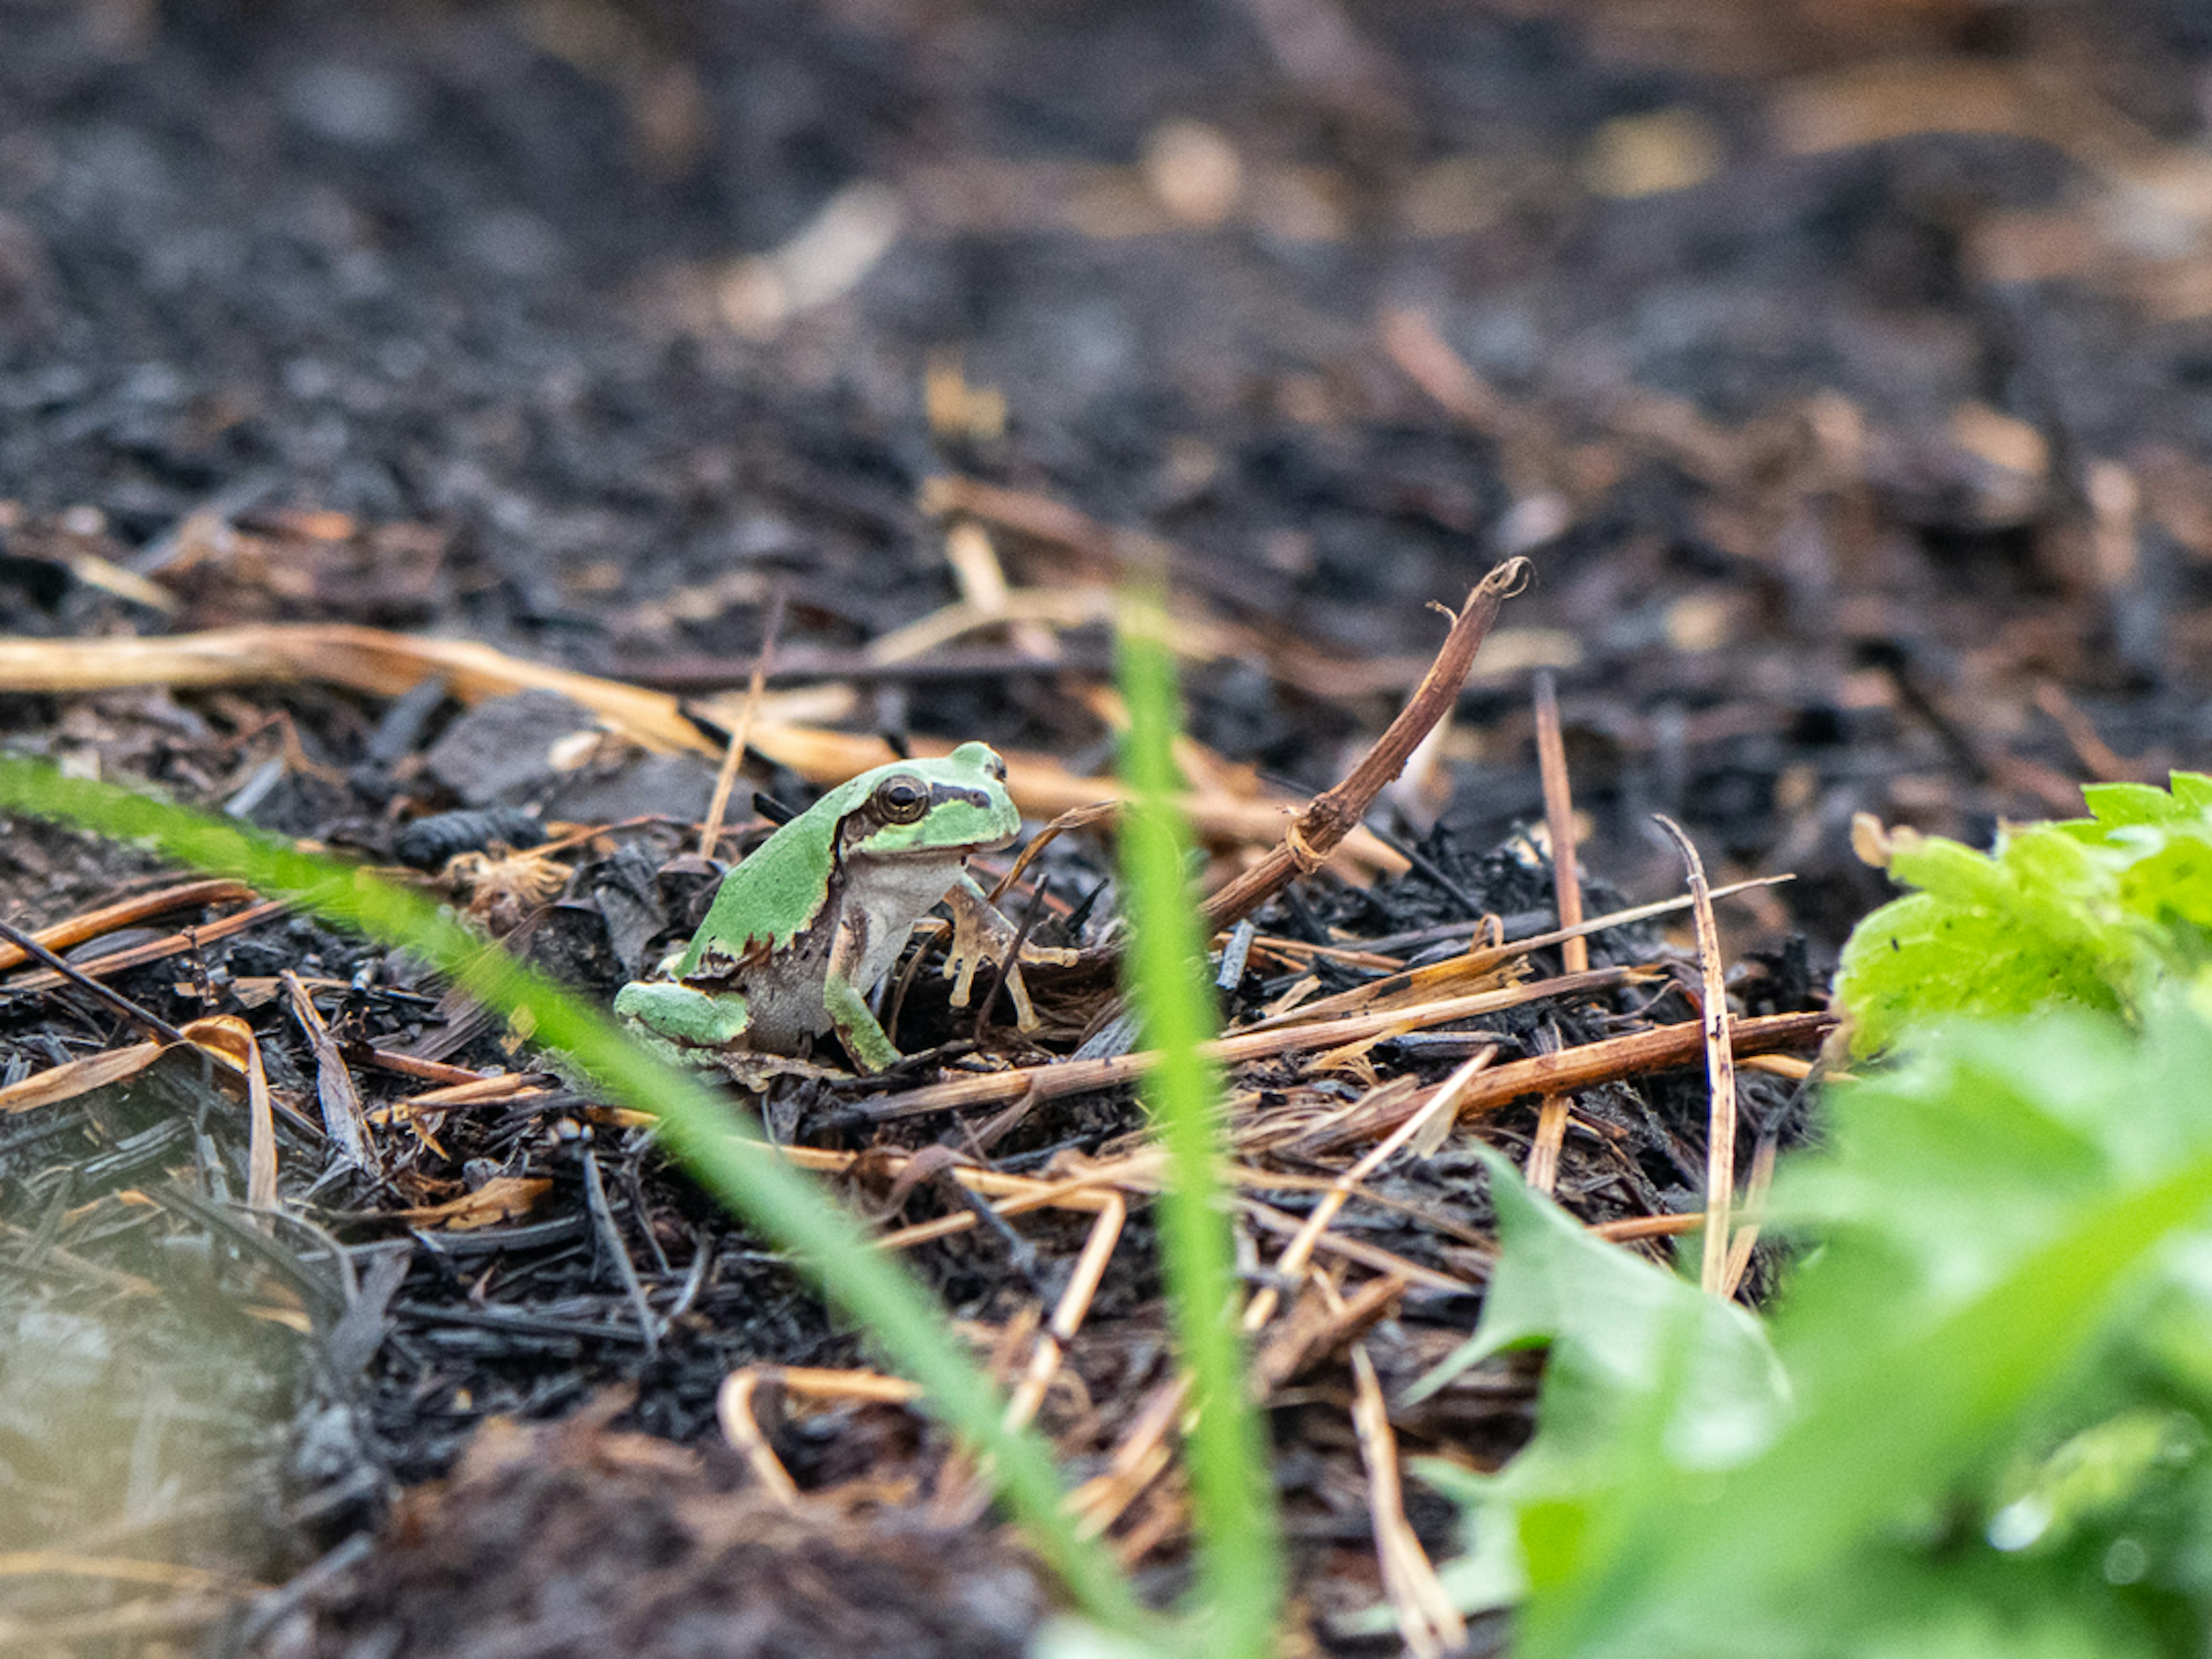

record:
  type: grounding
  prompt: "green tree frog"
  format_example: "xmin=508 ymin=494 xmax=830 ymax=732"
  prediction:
xmin=613 ymin=741 xmax=1067 ymax=1074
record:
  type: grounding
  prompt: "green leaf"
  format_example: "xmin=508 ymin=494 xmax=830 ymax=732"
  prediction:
xmin=1422 ymin=990 xmax=2212 ymax=1658
xmin=1987 ymin=1408 xmax=2198 ymax=1553
xmin=1838 ymin=774 xmax=2212 ymax=1054
xmin=1410 ymin=1147 xmax=1786 ymax=1462
xmin=1520 ymin=1129 xmax=2212 ymax=1657
xmin=1414 ymin=1149 xmax=1787 ymax=1612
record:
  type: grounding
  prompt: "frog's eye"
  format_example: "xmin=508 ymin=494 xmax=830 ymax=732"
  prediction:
xmin=870 ymin=774 xmax=929 ymax=825
xmin=981 ymin=751 xmax=1007 ymax=783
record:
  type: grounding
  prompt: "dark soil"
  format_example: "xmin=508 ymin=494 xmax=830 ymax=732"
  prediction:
xmin=5 ymin=0 xmax=2211 ymax=1653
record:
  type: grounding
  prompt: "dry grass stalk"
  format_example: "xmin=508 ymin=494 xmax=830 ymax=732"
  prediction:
xmin=1005 ymin=1192 xmax=1124 ymax=1434
xmin=0 ymin=911 xmax=190 ymax=1043
xmin=1 ymin=899 xmax=290 ymax=994
xmin=717 ymin=1370 xmax=804 ymax=1505
xmin=1723 ymin=1135 xmax=1780 ymax=1300
xmin=1455 ymin=875 xmax=1793 ymax=976
xmin=1240 ymin=1199 xmax=1474 ymax=1293
xmin=0 ymin=1012 xmax=327 ymax=1157
xmin=1655 ymin=815 xmax=1740 ymax=1297
xmin=1345 ymin=1325 xmax=1465 ymax=1658
xmin=1527 ymin=1089 xmax=1573 ymax=1197
xmin=1594 ymin=1212 xmax=1703 ymax=1243
xmin=1533 ymin=669 xmax=1586 ymax=976
xmin=1252 ymin=1272 xmax=1406 ymax=1393
xmin=1071 ymin=1373 xmax=1189 ymax=1539
xmin=858 ymin=968 xmax=1630 ymax=1125
xmin=2 ymin=622 xmax=1415 ymax=886
xmin=362 ymin=1047 xmax=505 ymax=1085
xmin=1241 ymin=1048 xmax=1495 ymax=1337
xmin=798 ymin=1143 xmax=1465 ymax=1290
xmin=932 ymin=1192 xmax=1129 ymax=1527
xmin=283 ymin=971 xmax=376 ymax=1173
xmin=0 ymin=1041 xmax=170 ymax=1115
xmin=180 ymin=1014 xmax=278 ymax=1221
xmin=1073 ymin=1207 xmax=1479 ymax=1547
xmin=0 ymin=624 xmax=717 ymax=752
xmin=0 ymin=878 xmax=253 ymax=972
xmin=1527 ymin=669 xmax=1586 ymax=1197
xmin=1312 ymin=1009 xmax=1829 ymax=1153
xmin=697 ymin=589 xmax=784 ymax=858
xmin=380 ymin=1177 xmax=553 ymax=1229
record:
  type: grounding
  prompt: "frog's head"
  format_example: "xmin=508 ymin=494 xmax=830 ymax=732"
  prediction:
xmin=838 ymin=740 xmax=1021 ymax=859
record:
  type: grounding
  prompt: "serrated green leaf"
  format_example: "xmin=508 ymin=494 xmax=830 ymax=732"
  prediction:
xmin=1838 ymin=775 xmax=2212 ymax=1054
xmin=1519 ymin=1115 xmax=2212 ymax=1658
xmin=1429 ymin=998 xmax=2212 ymax=1659
xmin=2169 ymin=772 xmax=2212 ymax=813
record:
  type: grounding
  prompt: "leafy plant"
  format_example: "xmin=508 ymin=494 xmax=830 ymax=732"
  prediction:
xmin=1418 ymin=772 xmax=2212 ymax=1657
xmin=1421 ymin=1004 xmax=2212 ymax=1658
xmin=1839 ymin=771 xmax=2212 ymax=1054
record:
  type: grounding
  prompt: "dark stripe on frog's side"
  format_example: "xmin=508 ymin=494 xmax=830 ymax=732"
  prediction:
xmin=927 ymin=782 xmax=995 ymax=815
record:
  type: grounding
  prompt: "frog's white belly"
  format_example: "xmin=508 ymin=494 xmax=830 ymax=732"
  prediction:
xmin=844 ymin=853 xmax=971 ymax=993
xmin=738 ymin=852 xmax=968 ymax=1048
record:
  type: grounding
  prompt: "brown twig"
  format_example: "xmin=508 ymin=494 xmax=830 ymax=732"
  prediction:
xmin=1199 ymin=558 xmax=1530 ymax=931
xmin=853 ymin=965 xmax=1631 ymax=1123
xmin=1302 ymin=1009 xmax=1830 ymax=1154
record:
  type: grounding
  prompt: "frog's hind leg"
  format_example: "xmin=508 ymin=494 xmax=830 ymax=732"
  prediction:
xmin=823 ymin=912 xmax=903 ymax=1074
xmin=613 ymin=980 xmax=753 ymax=1048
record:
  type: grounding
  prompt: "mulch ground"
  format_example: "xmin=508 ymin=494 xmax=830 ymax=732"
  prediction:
xmin=3 ymin=0 xmax=2211 ymax=1653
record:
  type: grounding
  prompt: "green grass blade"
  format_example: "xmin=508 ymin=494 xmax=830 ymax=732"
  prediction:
xmin=1116 ymin=594 xmax=1286 ymax=1658
xmin=0 ymin=756 xmax=1152 ymax=1641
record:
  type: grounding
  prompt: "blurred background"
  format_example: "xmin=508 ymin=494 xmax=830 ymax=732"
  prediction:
xmin=4 ymin=0 xmax=2212 ymax=948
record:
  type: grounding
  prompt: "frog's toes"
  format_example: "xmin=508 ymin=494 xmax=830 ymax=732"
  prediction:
xmin=942 ymin=943 xmax=984 ymax=1006
xmin=1003 ymin=963 xmax=1042 ymax=1031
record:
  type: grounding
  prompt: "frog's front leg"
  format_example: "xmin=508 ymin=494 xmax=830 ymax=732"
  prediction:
xmin=940 ymin=876 xmax=1078 ymax=1031
xmin=824 ymin=911 xmax=904 ymax=1074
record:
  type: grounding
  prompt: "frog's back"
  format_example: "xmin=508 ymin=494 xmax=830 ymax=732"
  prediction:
xmin=675 ymin=800 xmax=841 ymax=978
